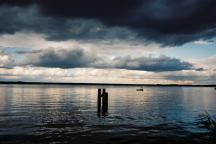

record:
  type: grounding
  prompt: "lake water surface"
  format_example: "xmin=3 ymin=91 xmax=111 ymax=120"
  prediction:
xmin=0 ymin=84 xmax=216 ymax=143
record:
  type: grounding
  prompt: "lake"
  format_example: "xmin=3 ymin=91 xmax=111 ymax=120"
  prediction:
xmin=0 ymin=84 xmax=216 ymax=143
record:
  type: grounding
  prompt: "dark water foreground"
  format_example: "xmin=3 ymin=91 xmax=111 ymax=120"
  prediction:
xmin=1 ymin=125 xmax=215 ymax=143
xmin=0 ymin=84 xmax=216 ymax=143
xmin=1 ymin=124 xmax=215 ymax=143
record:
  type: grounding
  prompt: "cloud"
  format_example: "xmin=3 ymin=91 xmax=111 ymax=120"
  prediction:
xmin=14 ymin=47 xmax=198 ymax=72
xmin=188 ymin=55 xmax=216 ymax=70
xmin=0 ymin=32 xmax=170 ymax=55
xmin=0 ymin=66 xmax=213 ymax=84
xmin=0 ymin=5 xmax=137 ymax=43
xmin=195 ymin=68 xmax=204 ymax=71
xmin=93 ymin=55 xmax=197 ymax=72
xmin=0 ymin=48 xmax=14 ymax=69
xmin=0 ymin=47 xmax=10 ymax=56
xmin=14 ymin=49 xmax=42 ymax=54
xmin=194 ymin=39 xmax=214 ymax=45
xmin=0 ymin=66 xmax=69 ymax=76
xmin=17 ymin=47 xmax=100 ymax=69
xmin=0 ymin=1 xmax=216 ymax=46
xmin=208 ymin=39 xmax=215 ymax=43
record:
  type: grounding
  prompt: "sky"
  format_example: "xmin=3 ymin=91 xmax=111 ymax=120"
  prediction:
xmin=0 ymin=0 xmax=216 ymax=84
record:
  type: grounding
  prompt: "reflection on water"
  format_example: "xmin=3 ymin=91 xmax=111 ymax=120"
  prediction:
xmin=0 ymin=84 xmax=216 ymax=143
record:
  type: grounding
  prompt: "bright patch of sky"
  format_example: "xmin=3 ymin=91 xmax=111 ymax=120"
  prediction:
xmin=151 ymin=41 xmax=216 ymax=60
xmin=5 ymin=47 xmax=32 ymax=61
xmin=107 ymin=40 xmax=216 ymax=60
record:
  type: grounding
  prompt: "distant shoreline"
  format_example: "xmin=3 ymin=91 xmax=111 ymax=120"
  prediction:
xmin=0 ymin=81 xmax=216 ymax=87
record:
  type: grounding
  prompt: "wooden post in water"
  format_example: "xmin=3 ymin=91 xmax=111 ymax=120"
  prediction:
xmin=98 ymin=88 xmax=101 ymax=112
xmin=106 ymin=92 xmax=108 ymax=107
xmin=102 ymin=93 xmax=106 ymax=111
xmin=103 ymin=92 xmax=108 ymax=112
xmin=97 ymin=88 xmax=108 ymax=114
xmin=102 ymin=89 xmax=108 ymax=112
xmin=103 ymin=89 xmax=106 ymax=94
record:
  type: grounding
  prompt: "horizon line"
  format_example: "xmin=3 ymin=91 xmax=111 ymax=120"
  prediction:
xmin=0 ymin=81 xmax=216 ymax=87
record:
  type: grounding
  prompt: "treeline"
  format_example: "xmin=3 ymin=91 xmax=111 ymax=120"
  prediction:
xmin=0 ymin=81 xmax=216 ymax=87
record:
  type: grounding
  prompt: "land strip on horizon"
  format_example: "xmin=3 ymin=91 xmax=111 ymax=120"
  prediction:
xmin=0 ymin=81 xmax=216 ymax=87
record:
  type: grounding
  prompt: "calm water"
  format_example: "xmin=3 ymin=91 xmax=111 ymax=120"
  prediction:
xmin=0 ymin=84 xmax=216 ymax=143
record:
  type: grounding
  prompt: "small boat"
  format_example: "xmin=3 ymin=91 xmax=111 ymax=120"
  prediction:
xmin=136 ymin=89 xmax=143 ymax=91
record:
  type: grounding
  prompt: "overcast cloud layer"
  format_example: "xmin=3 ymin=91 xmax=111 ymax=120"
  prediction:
xmin=0 ymin=0 xmax=216 ymax=46
xmin=1 ymin=0 xmax=216 ymax=84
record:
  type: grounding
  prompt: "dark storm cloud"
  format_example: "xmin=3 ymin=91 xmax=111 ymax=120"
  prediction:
xmin=0 ymin=5 xmax=134 ymax=42
xmin=1 ymin=0 xmax=216 ymax=46
xmin=15 ymin=48 xmax=199 ymax=72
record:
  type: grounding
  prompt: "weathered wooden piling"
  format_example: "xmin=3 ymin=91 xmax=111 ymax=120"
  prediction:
xmin=97 ymin=88 xmax=108 ymax=113
xmin=106 ymin=92 xmax=108 ymax=107
xmin=102 ymin=89 xmax=106 ymax=108
xmin=103 ymin=92 xmax=108 ymax=112
xmin=98 ymin=88 xmax=101 ymax=112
